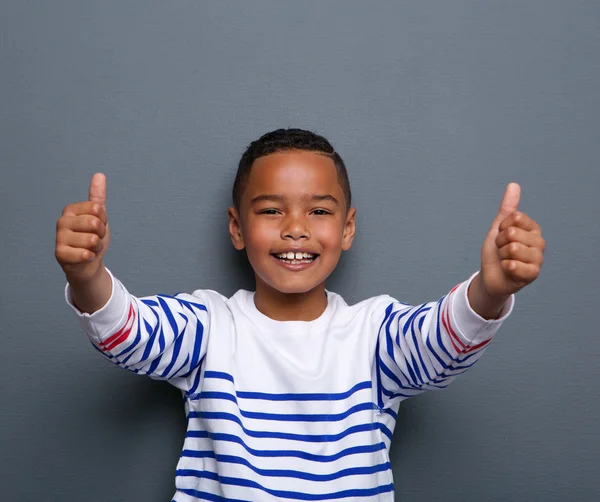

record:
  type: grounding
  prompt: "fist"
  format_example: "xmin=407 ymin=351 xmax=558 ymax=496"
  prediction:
xmin=480 ymin=183 xmax=546 ymax=297
xmin=55 ymin=173 xmax=110 ymax=282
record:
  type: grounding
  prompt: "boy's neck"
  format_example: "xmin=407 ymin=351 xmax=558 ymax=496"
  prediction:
xmin=253 ymin=281 xmax=328 ymax=322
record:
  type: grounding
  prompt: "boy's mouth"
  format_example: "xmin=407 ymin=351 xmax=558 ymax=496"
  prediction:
xmin=272 ymin=251 xmax=318 ymax=265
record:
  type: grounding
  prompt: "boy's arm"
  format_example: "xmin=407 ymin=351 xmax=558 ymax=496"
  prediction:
xmin=374 ymin=183 xmax=545 ymax=409
xmin=65 ymin=268 xmax=211 ymax=390
xmin=373 ymin=273 xmax=512 ymax=409
xmin=57 ymin=173 xmax=211 ymax=391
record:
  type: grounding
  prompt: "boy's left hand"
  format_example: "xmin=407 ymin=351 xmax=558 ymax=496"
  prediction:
xmin=479 ymin=182 xmax=546 ymax=298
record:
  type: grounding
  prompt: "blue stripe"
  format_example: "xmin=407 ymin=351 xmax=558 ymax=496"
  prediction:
xmin=384 ymin=310 xmax=399 ymax=362
xmin=146 ymin=348 xmax=163 ymax=375
xmin=434 ymin=296 xmax=453 ymax=360
xmin=378 ymin=356 xmax=420 ymax=393
xmin=191 ymin=397 xmax=374 ymax=422
xmin=380 ymin=385 xmax=414 ymax=402
xmin=187 ymin=418 xmax=393 ymax=442
xmin=375 ymin=334 xmax=384 ymax=409
xmin=139 ymin=305 xmax=160 ymax=363
xmin=411 ymin=310 xmax=433 ymax=383
xmin=204 ymin=370 xmax=234 ymax=382
xmin=188 ymin=363 xmax=204 ymax=396
xmin=157 ymin=297 xmax=175 ymax=350
xmin=425 ymin=297 xmax=451 ymax=368
xmin=453 ymin=357 xmax=479 ymax=368
xmin=374 ymin=303 xmax=398 ymax=410
xmin=237 ymin=381 xmax=372 ymax=401
xmin=173 ymin=295 xmax=208 ymax=312
xmin=178 ymin=458 xmax=390 ymax=482
xmin=404 ymin=305 xmax=431 ymax=385
xmin=182 ymin=441 xmax=386 ymax=463
xmin=383 ymin=407 xmax=397 ymax=420
xmin=115 ymin=310 xmax=142 ymax=358
xmin=387 ymin=309 xmax=418 ymax=385
xmin=375 ymin=303 xmax=400 ymax=409
xmin=457 ymin=351 xmax=482 ymax=364
xmin=180 ymin=472 xmax=394 ymax=500
xmin=173 ymin=354 xmax=190 ymax=377
xmin=159 ymin=312 xmax=188 ymax=378
xmin=203 ymin=372 xmax=371 ymax=402
xmin=188 ymin=315 xmax=205 ymax=374
xmin=177 ymin=490 xmax=248 ymax=502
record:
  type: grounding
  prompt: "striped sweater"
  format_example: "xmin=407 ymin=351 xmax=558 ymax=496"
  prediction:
xmin=66 ymin=270 xmax=513 ymax=501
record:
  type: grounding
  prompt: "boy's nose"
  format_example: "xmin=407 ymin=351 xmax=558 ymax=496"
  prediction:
xmin=281 ymin=216 xmax=310 ymax=240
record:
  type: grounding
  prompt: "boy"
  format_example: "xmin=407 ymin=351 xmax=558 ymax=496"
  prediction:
xmin=56 ymin=129 xmax=545 ymax=501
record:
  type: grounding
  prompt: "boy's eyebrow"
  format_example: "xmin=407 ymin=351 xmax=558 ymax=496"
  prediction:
xmin=250 ymin=194 xmax=340 ymax=205
xmin=250 ymin=194 xmax=286 ymax=205
xmin=309 ymin=194 xmax=340 ymax=205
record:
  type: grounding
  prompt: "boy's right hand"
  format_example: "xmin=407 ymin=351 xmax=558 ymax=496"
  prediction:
xmin=55 ymin=173 xmax=110 ymax=284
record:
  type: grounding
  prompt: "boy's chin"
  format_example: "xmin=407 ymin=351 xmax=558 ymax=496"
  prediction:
xmin=257 ymin=277 xmax=327 ymax=296
xmin=277 ymin=285 xmax=323 ymax=296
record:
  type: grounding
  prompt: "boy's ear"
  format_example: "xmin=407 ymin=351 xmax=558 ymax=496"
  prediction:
xmin=228 ymin=207 xmax=245 ymax=250
xmin=341 ymin=207 xmax=356 ymax=251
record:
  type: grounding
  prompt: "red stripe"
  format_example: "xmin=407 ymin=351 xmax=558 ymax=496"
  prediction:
xmin=102 ymin=304 xmax=134 ymax=346
xmin=444 ymin=303 xmax=464 ymax=348
xmin=443 ymin=283 xmax=492 ymax=355
xmin=464 ymin=337 xmax=491 ymax=354
xmin=441 ymin=292 xmax=467 ymax=352
xmin=100 ymin=304 xmax=135 ymax=352
xmin=441 ymin=303 xmax=463 ymax=353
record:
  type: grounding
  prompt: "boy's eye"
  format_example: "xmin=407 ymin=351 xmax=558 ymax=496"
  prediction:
xmin=311 ymin=209 xmax=331 ymax=216
xmin=259 ymin=209 xmax=280 ymax=215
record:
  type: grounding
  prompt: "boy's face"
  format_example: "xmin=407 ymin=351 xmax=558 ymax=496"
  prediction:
xmin=228 ymin=150 xmax=356 ymax=296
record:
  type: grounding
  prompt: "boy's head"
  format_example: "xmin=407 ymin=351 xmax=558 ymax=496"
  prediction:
xmin=228 ymin=128 xmax=356 ymax=297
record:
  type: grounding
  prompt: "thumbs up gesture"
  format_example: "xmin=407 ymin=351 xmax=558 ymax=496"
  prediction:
xmin=55 ymin=173 xmax=111 ymax=283
xmin=479 ymin=183 xmax=545 ymax=299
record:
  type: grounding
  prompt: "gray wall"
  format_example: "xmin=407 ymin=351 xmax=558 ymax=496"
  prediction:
xmin=1 ymin=1 xmax=599 ymax=500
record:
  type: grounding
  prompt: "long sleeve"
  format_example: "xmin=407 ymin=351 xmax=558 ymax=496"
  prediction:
xmin=373 ymin=272 xmax=514 ymax=410
xmin=65 ymin=268 xmax=211 ymax=391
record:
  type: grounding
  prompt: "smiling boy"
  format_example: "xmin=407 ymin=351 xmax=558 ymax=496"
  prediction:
xmin=56 ymin=128 xmax=545 ymax=500
xmin=228 ymin=146 xmax=355 ymax=322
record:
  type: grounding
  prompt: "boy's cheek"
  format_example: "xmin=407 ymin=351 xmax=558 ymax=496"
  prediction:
xmin=245 ymin=227 xmax=278 ymax=248
xmin=314 ymin=224 xmax=346 ymax=245
xmin=242 ymin=219 xmax=269 ymax=240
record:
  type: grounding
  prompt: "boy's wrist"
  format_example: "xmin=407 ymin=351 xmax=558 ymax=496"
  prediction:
xmin=65 ymin=261 xmax=106 ymax=287
xmin=67 ymin=263 xmax=112 ymax=314
xmin=467 ymin=272 xmax=511 ymax=320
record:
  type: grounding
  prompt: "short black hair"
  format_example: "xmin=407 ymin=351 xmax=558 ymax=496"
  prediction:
xmin=232 ymin=128 xmax=351 ymax=210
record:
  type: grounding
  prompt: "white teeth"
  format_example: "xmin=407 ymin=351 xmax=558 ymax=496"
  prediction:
xmin=275 ymin=252 xmax=316 ymax=260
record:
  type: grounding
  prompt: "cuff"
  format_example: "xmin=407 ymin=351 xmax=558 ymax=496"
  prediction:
xmin=64 ymin=267 xmax=131 ymax=341
xmin=449 ymin=271 xmax=514 ymax=346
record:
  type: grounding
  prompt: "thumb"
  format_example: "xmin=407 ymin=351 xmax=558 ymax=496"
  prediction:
xmin=89 ymin=173 xmax=107 ymax=206
xmin=490 ymin=182 xmax=520 ymax=230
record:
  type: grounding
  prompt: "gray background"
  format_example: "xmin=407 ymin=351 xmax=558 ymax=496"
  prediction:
xmin=1 ymin=1 xmax=599 ymax=500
